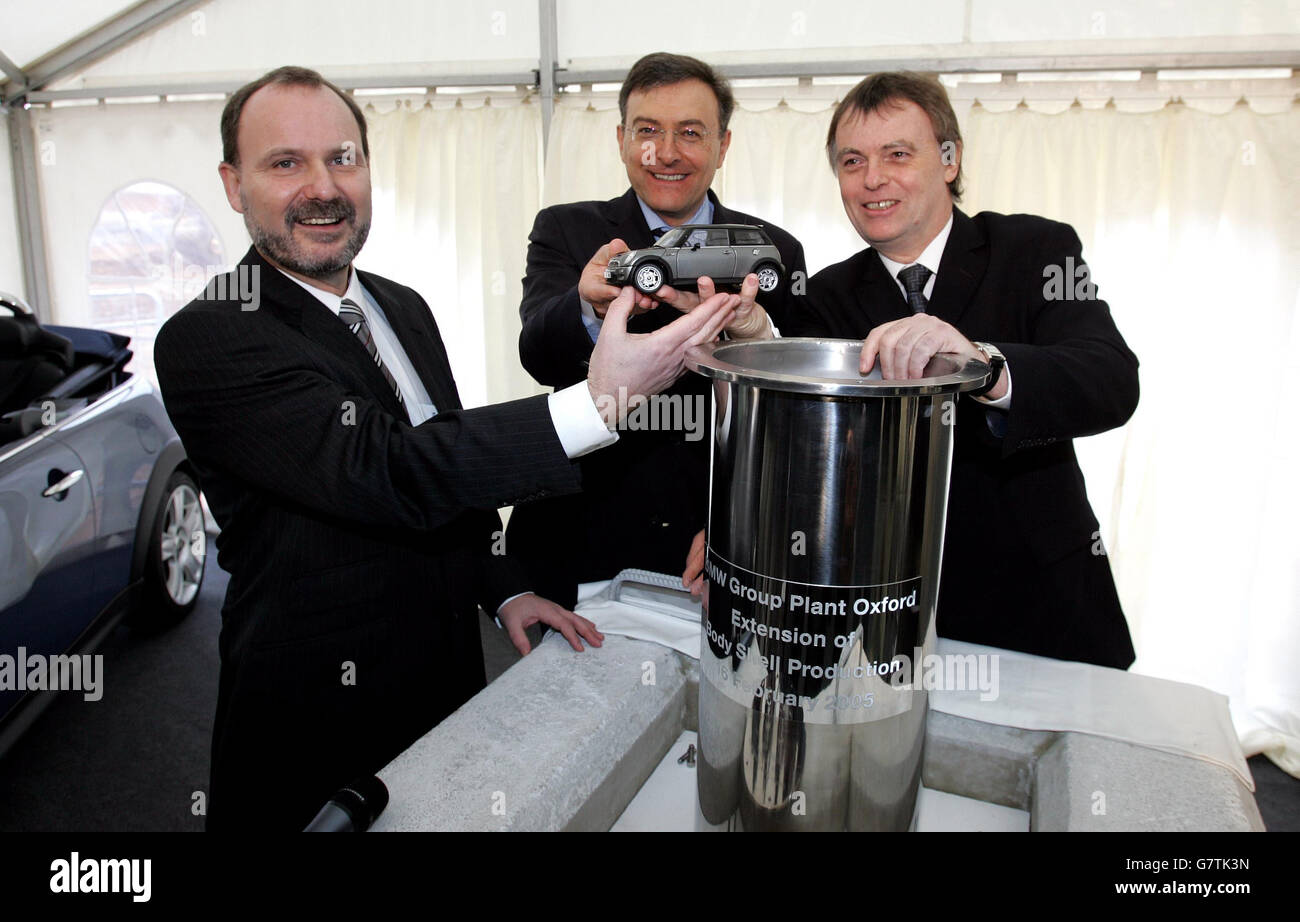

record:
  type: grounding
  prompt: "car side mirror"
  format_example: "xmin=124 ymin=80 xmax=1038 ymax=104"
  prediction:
xmin=691 ymin=242 xmax=701 ymax=250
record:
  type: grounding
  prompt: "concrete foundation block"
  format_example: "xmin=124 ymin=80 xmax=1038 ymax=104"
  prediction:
xmin=923 ymin=711 xmax=1054 ymax=809
xmin=373 ymin=634 xmax=688 ymax=831
xmin=1031 ymin=732 xmax=1265 ymax=832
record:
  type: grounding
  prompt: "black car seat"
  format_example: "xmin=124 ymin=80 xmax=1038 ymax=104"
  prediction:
xmin=1 ymin=312 xmax=75 ymax=414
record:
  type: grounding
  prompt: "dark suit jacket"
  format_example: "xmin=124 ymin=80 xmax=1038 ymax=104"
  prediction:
xmin=509 ymin=189 xmax=807 ymax=606
xmin=783 ymin=209 xmax=1139 ymax=668
xmin=154 ymin=247 xmax=582 ymax=830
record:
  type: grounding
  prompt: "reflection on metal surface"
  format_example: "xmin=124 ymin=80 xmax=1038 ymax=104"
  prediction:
xmin=687 ymin=339 xmax=987 ymax=831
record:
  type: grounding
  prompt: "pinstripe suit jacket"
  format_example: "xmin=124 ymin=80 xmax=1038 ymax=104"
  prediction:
xmin=155 ymin=246 xmax=581 ymax=829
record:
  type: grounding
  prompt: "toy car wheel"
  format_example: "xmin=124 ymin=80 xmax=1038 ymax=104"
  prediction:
xmin=135 ymin=470 xmax=206 ymax=630
xmin=633 ymin=262 xmax=667 ymax=295
xmin=754 ymin=263 xmax=782 ymax=294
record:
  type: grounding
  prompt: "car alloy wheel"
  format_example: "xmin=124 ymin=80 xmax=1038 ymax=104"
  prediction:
xmin=755 ymin=264 xmax=781 ymax=294
xmin=134 ymin=469 xmax=207 ymax=632
xmin=159 ymin=479 xmax=205 ymax=607
xmin=634 ymin=262 xmax=666 ymax=295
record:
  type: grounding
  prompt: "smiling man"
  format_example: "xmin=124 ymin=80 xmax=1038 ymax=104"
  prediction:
xmin=153 ymin=66 xmax=739 ymax=829
xmin=510 ymin=52 xmax=807 ymax=609
xmin=781 ymin=72 xmax=1140 ymax=668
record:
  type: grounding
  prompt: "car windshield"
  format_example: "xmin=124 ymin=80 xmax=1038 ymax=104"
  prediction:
xmin=655 ymin=227 xmax=690 ymax=248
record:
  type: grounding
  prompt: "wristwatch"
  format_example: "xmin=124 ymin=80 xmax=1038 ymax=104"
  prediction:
xmin=969 ymin=342 xmax=1005 ymax=398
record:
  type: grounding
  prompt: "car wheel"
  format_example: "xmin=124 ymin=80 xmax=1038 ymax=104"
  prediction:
xmin=633 ymin=261 xmax=667 ymax=295
xmin=754 ymin=263 xmax=782 ymax=294
xmin=135 ymin=469 xmax=206 ymax=630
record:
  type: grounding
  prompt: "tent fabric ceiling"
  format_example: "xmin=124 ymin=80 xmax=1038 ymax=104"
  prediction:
xmin=2 ymin=0 xmax=1297 ymax=96
xmin=0 ymin=0 xmax=140 ymax=74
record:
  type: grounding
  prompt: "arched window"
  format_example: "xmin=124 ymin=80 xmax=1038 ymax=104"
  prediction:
xmin=86 ymin=181 xmax=225 ymax=382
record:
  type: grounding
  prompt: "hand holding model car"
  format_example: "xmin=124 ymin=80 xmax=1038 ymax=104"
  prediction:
xmin=579 ymin=224 xmax=783 ymax=340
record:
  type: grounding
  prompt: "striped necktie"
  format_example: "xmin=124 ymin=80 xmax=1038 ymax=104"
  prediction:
xmin=338 ymin=297 xmax=405 ymax=413
xmin=899 ymin=264 xmax=932 ymax=314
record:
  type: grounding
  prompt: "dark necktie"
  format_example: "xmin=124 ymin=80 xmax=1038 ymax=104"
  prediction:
xmin=339 ymin=297 xmax=405 ymax=413
xmin=899 ymin=264 xmax=932 ymax=314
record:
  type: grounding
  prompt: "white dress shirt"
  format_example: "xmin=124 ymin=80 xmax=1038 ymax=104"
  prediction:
xmin=280 ymin=265 xmax=616 ymax=457
xmin=875 ymin=213 xmax=1012 ymax=409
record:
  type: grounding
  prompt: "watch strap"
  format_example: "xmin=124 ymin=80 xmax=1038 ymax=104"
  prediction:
xmin=968 ymin=342 xmax=1005 ymax=398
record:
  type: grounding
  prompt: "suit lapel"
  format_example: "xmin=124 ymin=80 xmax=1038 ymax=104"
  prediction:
xmin=926 ymin=208 xmax=987 ymax=328
xmin=854 ymin=248 xmax=912 ymax=329
xmin=707 ymin=190 xmax=737 ymax=226
xmin=357 ymin=270 xmax=462 ymax=413
xmin=602 ymin=188 xmax=657 ymax=250
xmin=852 ymin=208 xmax=988 ymax=332
xmin=245 ymin=248 xmax=413 ymax=420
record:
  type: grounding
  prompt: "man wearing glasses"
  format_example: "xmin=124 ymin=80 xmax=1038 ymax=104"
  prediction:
xmin=511 ymin=52 xmax=807 ymax=609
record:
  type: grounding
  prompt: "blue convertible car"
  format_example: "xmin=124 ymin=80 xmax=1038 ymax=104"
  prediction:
xmin=0 ymin=292 xmax=205 ymax=753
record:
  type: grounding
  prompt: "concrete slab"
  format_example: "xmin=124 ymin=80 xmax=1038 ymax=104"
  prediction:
xmin=373 ymin=633 xmax=687 ymax=831
xmin=375 ymin=638 xmax=1264 ymax=832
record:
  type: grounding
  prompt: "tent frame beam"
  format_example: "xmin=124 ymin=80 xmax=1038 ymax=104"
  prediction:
xmin=6 ymin=105 xmax=52 ymax=319
xmin=0 ymin=48 xmax=24 ymax=87
xmin=3 ymin=0 xmax=206 ymax=105
xmin=18 ymin=50 xmax=1298 ymax=104
xmin=27 ymin=71 xmax=541 ymax=102
xmin=538 ymin=0 xmax=558 ymax=153
xmin=560 ymin=49 xmax=1300 ymax=85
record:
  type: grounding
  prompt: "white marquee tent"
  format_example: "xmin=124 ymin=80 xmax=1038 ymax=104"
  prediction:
xmin=3 ymin=0 xmax=1298 ymax=775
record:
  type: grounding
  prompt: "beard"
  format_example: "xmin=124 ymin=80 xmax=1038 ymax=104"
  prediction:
xmin=243 ymin=195 xmax=370 ymax=279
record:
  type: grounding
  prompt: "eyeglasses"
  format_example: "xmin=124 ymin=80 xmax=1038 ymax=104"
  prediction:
xmin=624 ymin=124 xmax=713 ymax=147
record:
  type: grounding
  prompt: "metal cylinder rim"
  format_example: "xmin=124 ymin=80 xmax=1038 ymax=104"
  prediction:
xmin=686 ymin=338 xmax=991 ymax=397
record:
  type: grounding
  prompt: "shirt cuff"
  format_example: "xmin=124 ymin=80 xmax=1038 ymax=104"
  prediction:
xmin=972 ymin=361 xmax=1012 ymax=409
xmin=499 ymin=590 xmax=535 ymax=619
xmin=495 ymin=591 xmax=532 ymax=626
xmin=548 ymin=381 xmax=619 ymax=458
xmin=580 ymin=296 xmax=602 ymax=343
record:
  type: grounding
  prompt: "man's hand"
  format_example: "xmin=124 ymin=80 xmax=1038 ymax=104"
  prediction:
xmin=656 ymin=274 xmax=771 ymax=341
xmin=498 ymin=592 xmax=604 ymax=656
xmin=579 ymin=239 xmax=658 ymax=318
xmin=587 ymin=286 xmax=737 ymax=428
xmin=682 ymin=528 xmax=706 ymax=599
xmin=861 ymin=315 xmax=1007 ymax=398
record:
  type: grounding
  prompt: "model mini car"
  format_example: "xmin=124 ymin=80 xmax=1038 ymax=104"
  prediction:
xmin=605 ymin=224 xmax=785 ymax=296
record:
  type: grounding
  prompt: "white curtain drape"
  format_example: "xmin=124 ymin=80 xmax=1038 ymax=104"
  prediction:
xmin=32 ymin=95 xmax=545 ymax=408
xmin=363 ymin=96 xmax=545 ymax=408
xmin=959 ymin=102 xmax=1300 ymax=775
xmin=32 ymin=98 xmax=244 ymax=382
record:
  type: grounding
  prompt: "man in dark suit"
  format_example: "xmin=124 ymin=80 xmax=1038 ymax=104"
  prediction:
xmin=687 ymin=73 xmax=1139 ymax=668
xmin=154 ymin=66 xmax=739 ymax=830
xmin=509 ymin=52 xmax=807 ymax=608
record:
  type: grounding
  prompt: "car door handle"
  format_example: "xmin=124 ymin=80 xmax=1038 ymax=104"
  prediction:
xmin=43 ymin=469 xmax=85 ymax=498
